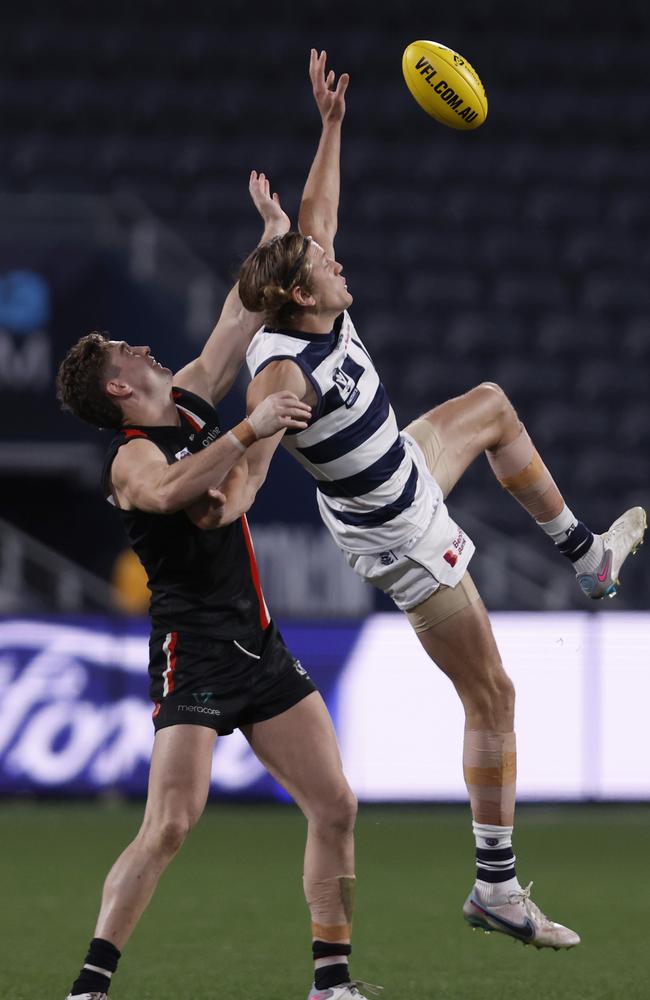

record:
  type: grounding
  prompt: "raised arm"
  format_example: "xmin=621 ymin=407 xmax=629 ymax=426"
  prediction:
xmin=298 ymin=49 xmax=349 ymax=257
xmin=174 ymin=171 xmax=291 ymax=404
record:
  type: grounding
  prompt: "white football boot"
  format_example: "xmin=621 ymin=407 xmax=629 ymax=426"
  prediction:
xmin=463 ymin=881 xmax=580 ymax=949
xmin=577 ymin=506 xmax=646 ymax=599
xmin=65 ymin=994 xmax=107 ymax=1000
xmin=307 ymin=981 xmax=383 ymax=999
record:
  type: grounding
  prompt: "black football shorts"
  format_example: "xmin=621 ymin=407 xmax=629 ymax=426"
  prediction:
xmin=149 ymin=622 xmax=316 ymax=734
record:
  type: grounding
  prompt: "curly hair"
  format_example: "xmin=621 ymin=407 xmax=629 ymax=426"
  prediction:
xmin=56 ymin=332 xmax=123 ymax=429
xmin=238 ymin=232 xmax=314 ymax=328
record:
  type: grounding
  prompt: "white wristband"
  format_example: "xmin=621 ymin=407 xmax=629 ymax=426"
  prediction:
xmin=227 ymin=430 xmax=247 ymax=454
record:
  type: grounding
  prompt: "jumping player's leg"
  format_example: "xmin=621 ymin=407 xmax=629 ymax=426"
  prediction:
xmin=406 ymin=382 xmax=645 ymax=598
xmin=412 ymin=588 xmax=579 ymax=949
xmin=243 ymin=692 xmax=360 ymax=998
xmin=66 ymin=725 xmax=216 ymax=998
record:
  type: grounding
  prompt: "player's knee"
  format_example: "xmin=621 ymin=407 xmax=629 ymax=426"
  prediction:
xmin=146 ymin=813 xmax=194 ymax=857
xmin=466 ymin=666 xmax=515 ymax=728
xmin=310 ymin=784 xmax=357 ymax=836
xmin=475 ymin=382 xmax=517 ymax=431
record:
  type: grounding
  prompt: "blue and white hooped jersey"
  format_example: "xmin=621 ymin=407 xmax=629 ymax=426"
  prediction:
xmin=246 ymin=311 xmax=446 ymax=555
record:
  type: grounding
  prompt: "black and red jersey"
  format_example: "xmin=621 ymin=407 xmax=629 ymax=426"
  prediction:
xmin=102 ymin=387 xmax=270 ymax=639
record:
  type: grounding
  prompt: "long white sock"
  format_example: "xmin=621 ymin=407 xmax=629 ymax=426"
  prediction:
xmin=473 ymin=822 xmax=520 ymax=903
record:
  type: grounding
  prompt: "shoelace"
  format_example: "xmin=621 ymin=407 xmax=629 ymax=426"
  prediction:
xmin=350 ymin=981 xmax=384 ymax=998
xmin=506 ymin=881 xmax=554 ymax=927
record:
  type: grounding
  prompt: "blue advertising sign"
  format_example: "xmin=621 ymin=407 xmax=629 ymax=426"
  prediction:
xmin=0 ymin=618 xmax=359 ymax=799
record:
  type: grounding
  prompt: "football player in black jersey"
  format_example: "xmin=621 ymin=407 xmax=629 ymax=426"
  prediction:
xmin=56 ymin=173 xmax=366 ymax=1000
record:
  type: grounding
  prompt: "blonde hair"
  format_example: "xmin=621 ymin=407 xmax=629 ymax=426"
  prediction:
xmin=239 ymin=232 xmax=313 ymax=328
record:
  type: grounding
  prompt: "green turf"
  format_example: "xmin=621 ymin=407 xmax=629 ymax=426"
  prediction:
xmin=1 ymin=802 xmax=648 ymax=999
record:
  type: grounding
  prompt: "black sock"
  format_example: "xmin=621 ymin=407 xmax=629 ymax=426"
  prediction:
xmin=557 ymin=520 xmax=594 ymax=562
xmin=69 ymin=937 xmax=121 ymax=996
xmin=314 ymin=963 xmax=351 ymax=990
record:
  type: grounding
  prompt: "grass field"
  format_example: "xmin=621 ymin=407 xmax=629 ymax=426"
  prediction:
xmin=2 ymin=802 xmax=648 ymax=1000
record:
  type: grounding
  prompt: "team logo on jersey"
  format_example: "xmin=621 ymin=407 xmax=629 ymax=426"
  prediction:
xmin=332 ymin=367 xmax=360 ymax=408
xmin=174 ymin=446 xmax=192 ymax=461
xmin=380 ymin=550 xmax=397 ymax=566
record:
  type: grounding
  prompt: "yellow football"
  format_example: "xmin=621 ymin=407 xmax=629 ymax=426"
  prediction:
xmin=402 ymin=39 xmax=488 ymax=130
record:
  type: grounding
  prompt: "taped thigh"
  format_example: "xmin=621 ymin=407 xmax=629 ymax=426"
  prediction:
xmin=403 ymin=416 xmax=453 ymax=497
xmin=406 ymin=571 xmax=481 ymax=634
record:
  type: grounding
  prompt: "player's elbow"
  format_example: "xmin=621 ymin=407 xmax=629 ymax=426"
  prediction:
xmin=299 ymin=202 xmax=337 ymax=241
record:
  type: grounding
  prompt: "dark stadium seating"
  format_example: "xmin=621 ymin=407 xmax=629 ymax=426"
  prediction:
xmin=2 ymin=0 xmax=649 ymax=606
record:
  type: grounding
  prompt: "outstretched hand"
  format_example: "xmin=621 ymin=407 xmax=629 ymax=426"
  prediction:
xmin=309 ymin=48 xmax=349 ymax=125
xmin=250 ymin=170 xmax=290 ymax=239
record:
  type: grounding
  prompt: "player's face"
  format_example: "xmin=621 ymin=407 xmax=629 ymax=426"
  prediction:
xmin=304 ymin=242 xmax=353 ymax=312
xmin=107 ymin=341 xmax=172 ymax=392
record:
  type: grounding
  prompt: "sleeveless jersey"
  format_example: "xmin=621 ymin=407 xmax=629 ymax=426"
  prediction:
xmin=102 ymin=387 xmax=270 ymax=637
xmin=246 ymin=311 xmax=447 ymax=556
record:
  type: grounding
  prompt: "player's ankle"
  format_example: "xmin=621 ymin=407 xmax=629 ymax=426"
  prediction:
xmin=538 ymin=504 xmax=603 ymax=570
xmin=475 ymin=874 xmax=521 ymax=904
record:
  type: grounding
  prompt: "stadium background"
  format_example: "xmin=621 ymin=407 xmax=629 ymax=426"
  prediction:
xmin=0 ymin=2 xmax=648 ymax=998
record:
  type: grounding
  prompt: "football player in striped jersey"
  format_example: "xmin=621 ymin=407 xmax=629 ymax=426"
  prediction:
xmin=238 ymin=49 xmax=645 ymax=959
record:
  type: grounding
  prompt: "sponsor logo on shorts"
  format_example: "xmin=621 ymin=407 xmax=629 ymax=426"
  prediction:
xmin=193 ymin=691 xmax=215 ymax=705
xmin=293 ymin=659 xmax=308 ymax=677
xmin=178 ymin=703 xmax=222 ymax=716
xmin=451 ymin=528 xmax=467 ymax=555
xmin=444 ymin=527 xmax=467 ymax=566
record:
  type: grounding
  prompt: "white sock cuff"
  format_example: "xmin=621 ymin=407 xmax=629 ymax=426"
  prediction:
xmin=472 ymin=822 xmax=513 ymax=838
xmin=537 ymin=504 xmax=577 ymax=536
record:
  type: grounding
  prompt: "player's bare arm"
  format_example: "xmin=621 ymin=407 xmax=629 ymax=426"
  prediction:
xmin=298 ymin=49 xmax=349 ymax=256
xmin=184 ymin=431 xmax=286 ymax=529
xmin=174 ymin=171 xmax=291 ymax=404
xmin=248 ymin=358 xmax=317 ymax=411
xmin=187 ymin=365 xmax=315 ymax=530
xmin=111 ymin=391 xmax=310 ymax=513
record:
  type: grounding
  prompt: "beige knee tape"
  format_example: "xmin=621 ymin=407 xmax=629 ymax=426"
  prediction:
xmin=406 ymin=573 xmax=480 ymax=634
xmin=304 ymin=875 xmax=355 ymax=942
xmin=486 ymin=424 xmax=534 ymax=478
xmin=487 ymin=426 xmax=560 ymax=523
xmin=463 ymin=730 xmax=517 ymax=825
